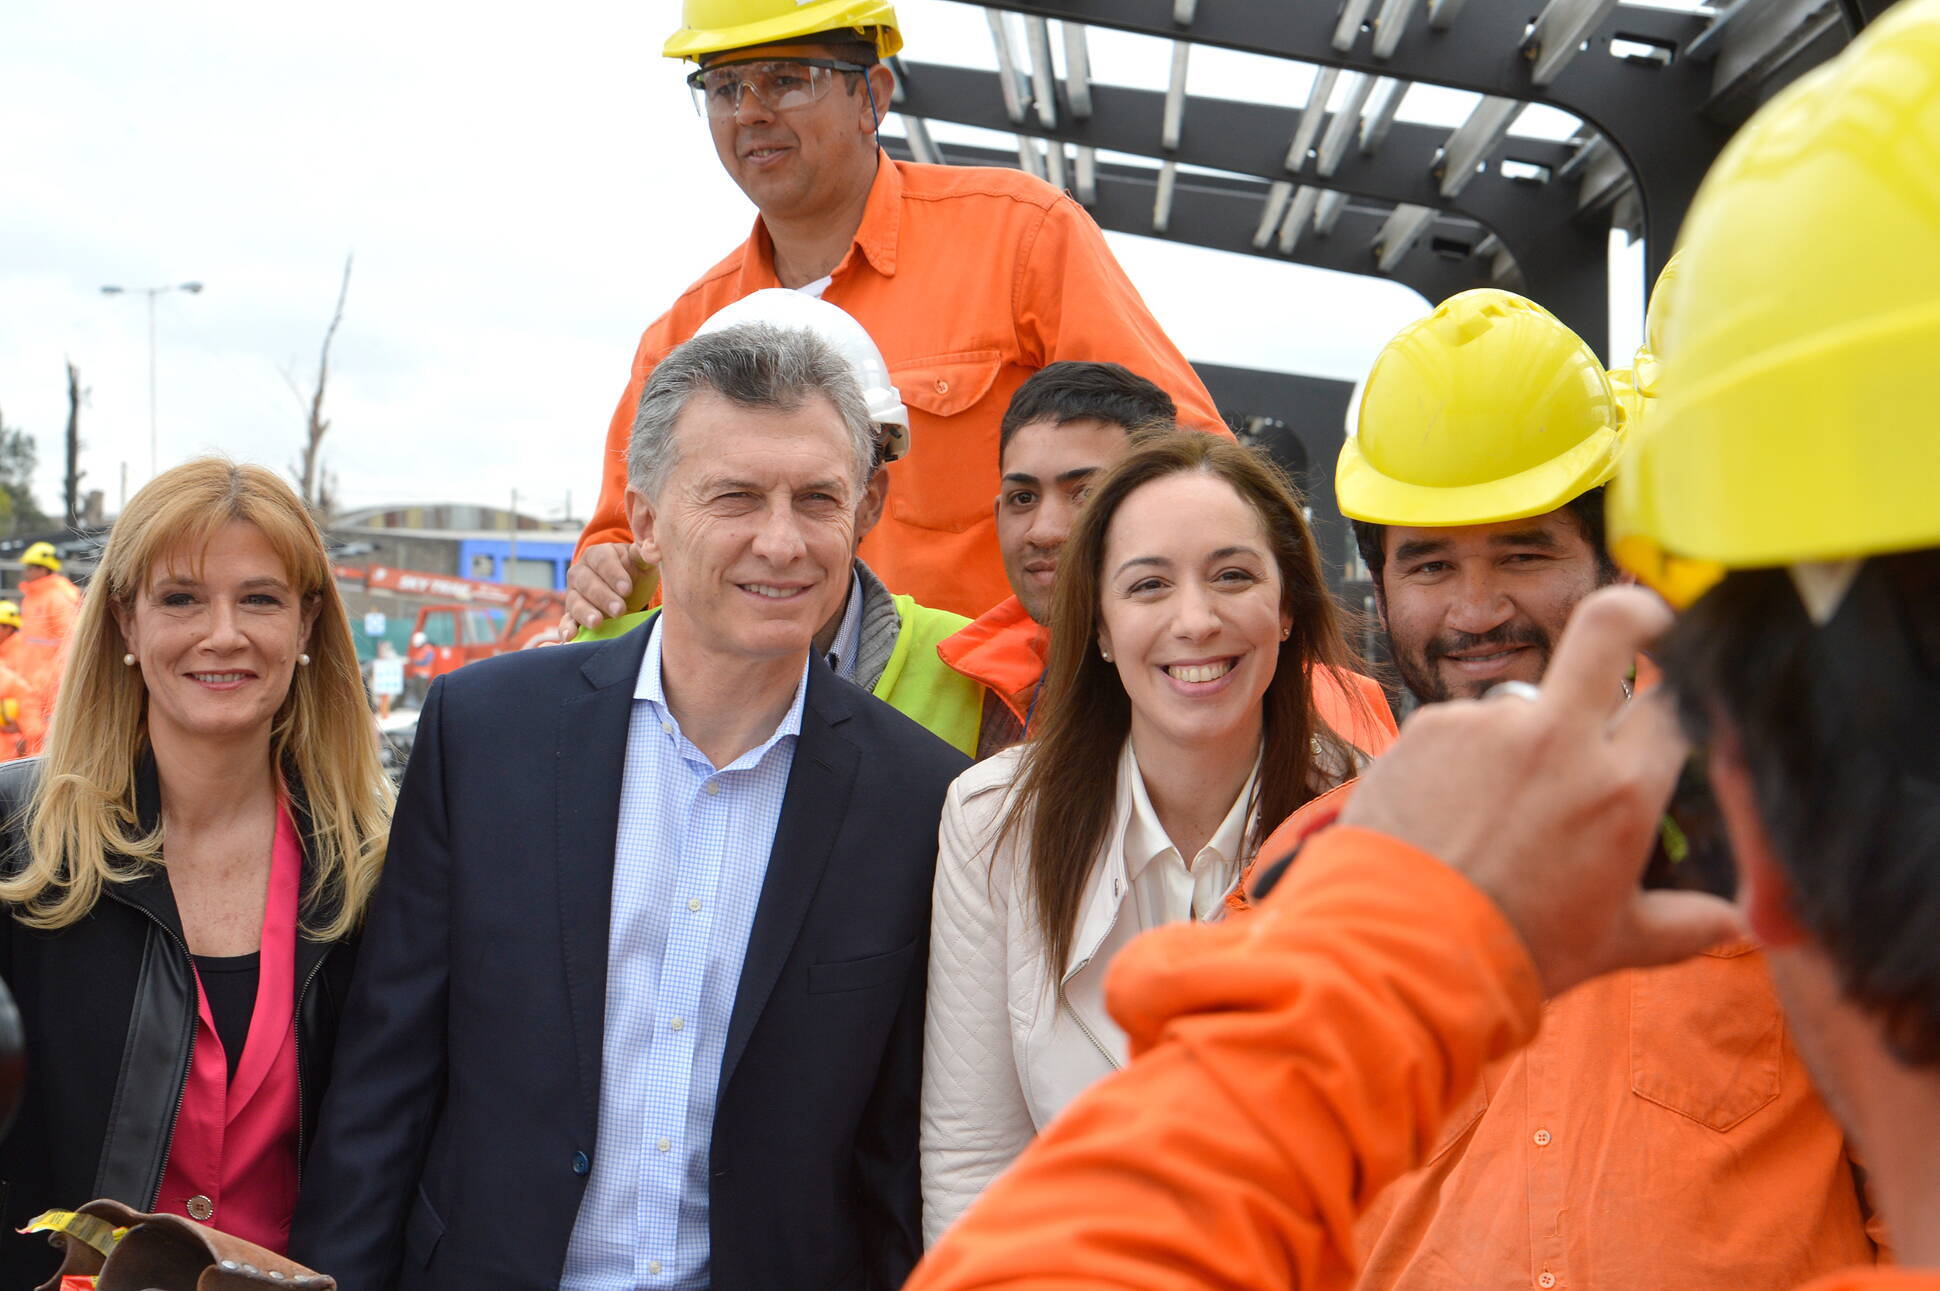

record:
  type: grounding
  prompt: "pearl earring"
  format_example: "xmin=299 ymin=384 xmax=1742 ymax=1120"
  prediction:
xmin=298 ymin=653 xmax=311 ymax=666
xmin=1101 ymin=649 xmax=1113 ymax=662
xmin=123 ymin=653 xmax=136 ymax=666
xmin=1280 ymin=627 xmax=1290 ymax=640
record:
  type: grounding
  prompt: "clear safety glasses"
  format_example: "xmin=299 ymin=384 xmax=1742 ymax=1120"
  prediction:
xmin=686 ymin=58 xmax=871 ymax=120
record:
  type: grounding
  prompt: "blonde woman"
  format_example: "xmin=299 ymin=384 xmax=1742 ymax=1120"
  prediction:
xmin=0 ymin=460 xmax=393 ymax=1280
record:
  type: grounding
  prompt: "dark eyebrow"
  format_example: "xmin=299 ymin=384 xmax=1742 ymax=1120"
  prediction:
xmin=1113 ymin=555 xmax=1171 ymax=578
xmin=1055 ymin=466 xmax=1100 ymax=486
xmin=1392 ymin=537 xmax=1451 ymax=566
xmin=1001 ymin=471 xmax=1042 ymax=487
xmin=1490 ymin=527 xmax=1563 ymax=550
xmin=1208 ymin=545 xmax=1265 ymax=562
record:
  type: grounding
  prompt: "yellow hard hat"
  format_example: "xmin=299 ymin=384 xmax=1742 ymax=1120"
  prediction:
xmin=20 ymin=542 xmax=59 ymax=572
xmin=665 ymin=0 xmax=903 ymax=61
xmin=1338 ymin=288 xmax=1622 ymax=527
xmin=0 ymin=698 xmax=16 ymax=726
xmin=1628 ymin=251 xmax=1683 ymax=401
xmin=1606 ymin=366 xmax=1645 ymax=436
xmin=0 ymin=601 xmax=20 ymax=630
xmin=1609 ymin=0 xmax=1940 ymax=609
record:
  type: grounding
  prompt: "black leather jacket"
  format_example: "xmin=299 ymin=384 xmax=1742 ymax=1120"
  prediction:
xmin=0 ymin=756 xmax=360 ymax=1287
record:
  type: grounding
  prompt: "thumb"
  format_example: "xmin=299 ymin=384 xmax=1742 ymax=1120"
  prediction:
xmin=1620 ymin=891 xmax=1746 ymax=970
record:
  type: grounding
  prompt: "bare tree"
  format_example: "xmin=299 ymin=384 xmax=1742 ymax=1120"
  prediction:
xmin=286 ymin=255 xmax=353 ymax=516
xmin=64 ymin=360 xmax=85 ymax=527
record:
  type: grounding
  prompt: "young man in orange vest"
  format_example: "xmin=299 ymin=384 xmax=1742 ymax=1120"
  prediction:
xmin=563 ymin=1 xmax=1226 ymax=632
xmin=938 ymin=361 xmax=1397 ymax=761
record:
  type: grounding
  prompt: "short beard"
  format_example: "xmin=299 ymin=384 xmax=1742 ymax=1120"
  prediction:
xmin=1394 ymin=620 xmax=1552 ymax=705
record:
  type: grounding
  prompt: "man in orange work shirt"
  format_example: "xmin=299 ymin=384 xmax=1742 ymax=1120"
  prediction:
xmin=0 ymin=599 xmax=39 ymax=760
xmin=1250 ymin=290 xmax=1875 ymax=1288
xmin=940 ymin=361 xmax=1396 ymax=761
xmin=564 ymin=0 xmax=1223 ymax=630
xmin=15 ymin=542 xmax=79 ymax=755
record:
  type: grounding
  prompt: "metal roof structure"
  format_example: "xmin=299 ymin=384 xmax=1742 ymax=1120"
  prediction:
xmin=883 ymin=0 xmax=1883 ymax=356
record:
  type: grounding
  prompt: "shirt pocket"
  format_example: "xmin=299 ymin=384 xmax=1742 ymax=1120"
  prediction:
xmin=1629 ymin=941 xmax=1783 ymax=1131
xmin=886 ymin=350 xmax=1006 ymax=535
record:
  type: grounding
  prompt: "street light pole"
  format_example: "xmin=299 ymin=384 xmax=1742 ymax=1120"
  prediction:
xmin=100 ymin=280 xmax=204 ymax=478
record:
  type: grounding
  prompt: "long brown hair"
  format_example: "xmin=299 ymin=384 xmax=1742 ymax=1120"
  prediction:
xmin=1001 ymin=432 xmax=1366 ymax=972
xmin=0 ymin=459 xmax=394 ymax=940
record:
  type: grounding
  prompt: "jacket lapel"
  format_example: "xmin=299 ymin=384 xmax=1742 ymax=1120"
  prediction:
xmin=553 ymin=624 xmax=652 ymax=1135
xmin=96 ymin=752 xmax=194 ymax=1206
xmin=718 ymin=664 xmax=859 ymax=1092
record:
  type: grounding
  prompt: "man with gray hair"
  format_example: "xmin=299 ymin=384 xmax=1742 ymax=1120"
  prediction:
xmin=292 ymin=323 xmax=970 ymax=1291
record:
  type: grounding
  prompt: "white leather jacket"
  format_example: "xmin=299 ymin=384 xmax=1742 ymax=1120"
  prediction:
xmin=919 ymin=743 xmax=1251 ymax=1245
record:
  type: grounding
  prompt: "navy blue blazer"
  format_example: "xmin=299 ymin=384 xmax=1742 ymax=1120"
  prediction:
xmin=289 ymin=620 xmax=968 ymax=1290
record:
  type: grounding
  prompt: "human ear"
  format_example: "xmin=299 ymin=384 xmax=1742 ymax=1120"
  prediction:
xmin=626 ymin=487 xmax=663 ymax=567
xmin=1709 ymin=735 xmax=1810 ymax=948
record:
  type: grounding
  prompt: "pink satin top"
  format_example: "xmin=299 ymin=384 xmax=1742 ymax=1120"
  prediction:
xmin=153 ymin=801 xmax=303 ymax=1252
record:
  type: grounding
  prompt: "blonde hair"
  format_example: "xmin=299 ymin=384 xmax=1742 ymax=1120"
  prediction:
xmin=0 ymin=459 xmax=394 ymax=940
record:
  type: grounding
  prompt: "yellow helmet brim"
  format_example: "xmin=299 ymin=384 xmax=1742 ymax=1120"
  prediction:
xmin=1337 ymin=424 xmax=1622 ymax=528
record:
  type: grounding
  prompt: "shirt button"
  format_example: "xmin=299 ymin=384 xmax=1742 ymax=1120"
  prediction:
xmin=670 ymin=1017 xmax=685 ymax=1032
xmin=658 ymin=1137 xmax=672 ymax=1153
xmin=185 ymin=1195 xmax=214 ymax=1221
xmin=650 ymin=1259 xmax=663 ymax=1275
xmin=1533 ymin=1128 xmax=1553 ymax=1147
xmin=1538 ymin=1273 xmax=1557 ymax=1288
xmin=688 ymin=898 xmax=702 ymax=912
xmin=704 ymin=782 xmax=720 ymax=796
xmin=571 ymin=1150 xmax=590 ymax=1175
xmin=660 ymin=720 xmax=672 ymax=734
xmin=934 ymin=378 xmax=950 ymax=394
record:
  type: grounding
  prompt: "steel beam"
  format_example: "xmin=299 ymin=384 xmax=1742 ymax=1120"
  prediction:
xmin=883 ymin=136 xmax=1493 ymax=304
xmin=954 ymin=0 xmax=1751 ymax=281
xmin=893 ymin=62 xmax=1606 ymax=343
xmin=895 ymin=64 xmax=1570 ymax=236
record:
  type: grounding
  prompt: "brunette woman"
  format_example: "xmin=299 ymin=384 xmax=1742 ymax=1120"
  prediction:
xmin=921 ymin=433 xmax=1369 ymax=1241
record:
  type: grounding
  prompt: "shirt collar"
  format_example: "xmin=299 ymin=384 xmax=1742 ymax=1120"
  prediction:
xmin=824 ymin=569 xmax=865 ymax=680
xmin=743 ymin=150 xmax=902 ymax=289
xmin=636 ymin=614 xmax=810 ymax=764
xmin=1119 ymin=740 xmax=1262 ymax=885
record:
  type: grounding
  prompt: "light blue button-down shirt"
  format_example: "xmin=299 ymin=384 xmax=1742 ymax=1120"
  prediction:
xmin=823 ymin=569 xmax=864 ymax=683
xmin=560 ymin=624 xmax=808 ymax=1289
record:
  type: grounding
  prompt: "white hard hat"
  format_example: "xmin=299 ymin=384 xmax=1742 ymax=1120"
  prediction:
xmin=411 ymin=632 xmax=428 ymax=646
xmin=695 ymin=288 xmax=910 ymax=462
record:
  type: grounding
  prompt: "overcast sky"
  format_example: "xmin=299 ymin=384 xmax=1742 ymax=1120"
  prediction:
xmin=1 ymin=0 xmax=1644 ymax=523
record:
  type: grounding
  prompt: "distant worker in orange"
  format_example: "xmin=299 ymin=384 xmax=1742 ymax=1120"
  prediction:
xmin=404 ymin=631 xmax=436 ymax=707
xmin=563 ymin=0 xmax=1225 ymax=629
xmin=0 ymin=601 xmax=37 ymax=760
xmin=15 ymin=542 xmax=79 ymax=753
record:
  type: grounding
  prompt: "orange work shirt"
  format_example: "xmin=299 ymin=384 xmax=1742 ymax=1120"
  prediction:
xmin=908 ymin=828 xmax=1906 ymax=1291
xmin=17 ymin=572 xmax=79 ymax=754
xmin=576 ymin=154 xmax=1225 ymax=619
xmin=1258 ymin=787 xmax=1879 ymax=1289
